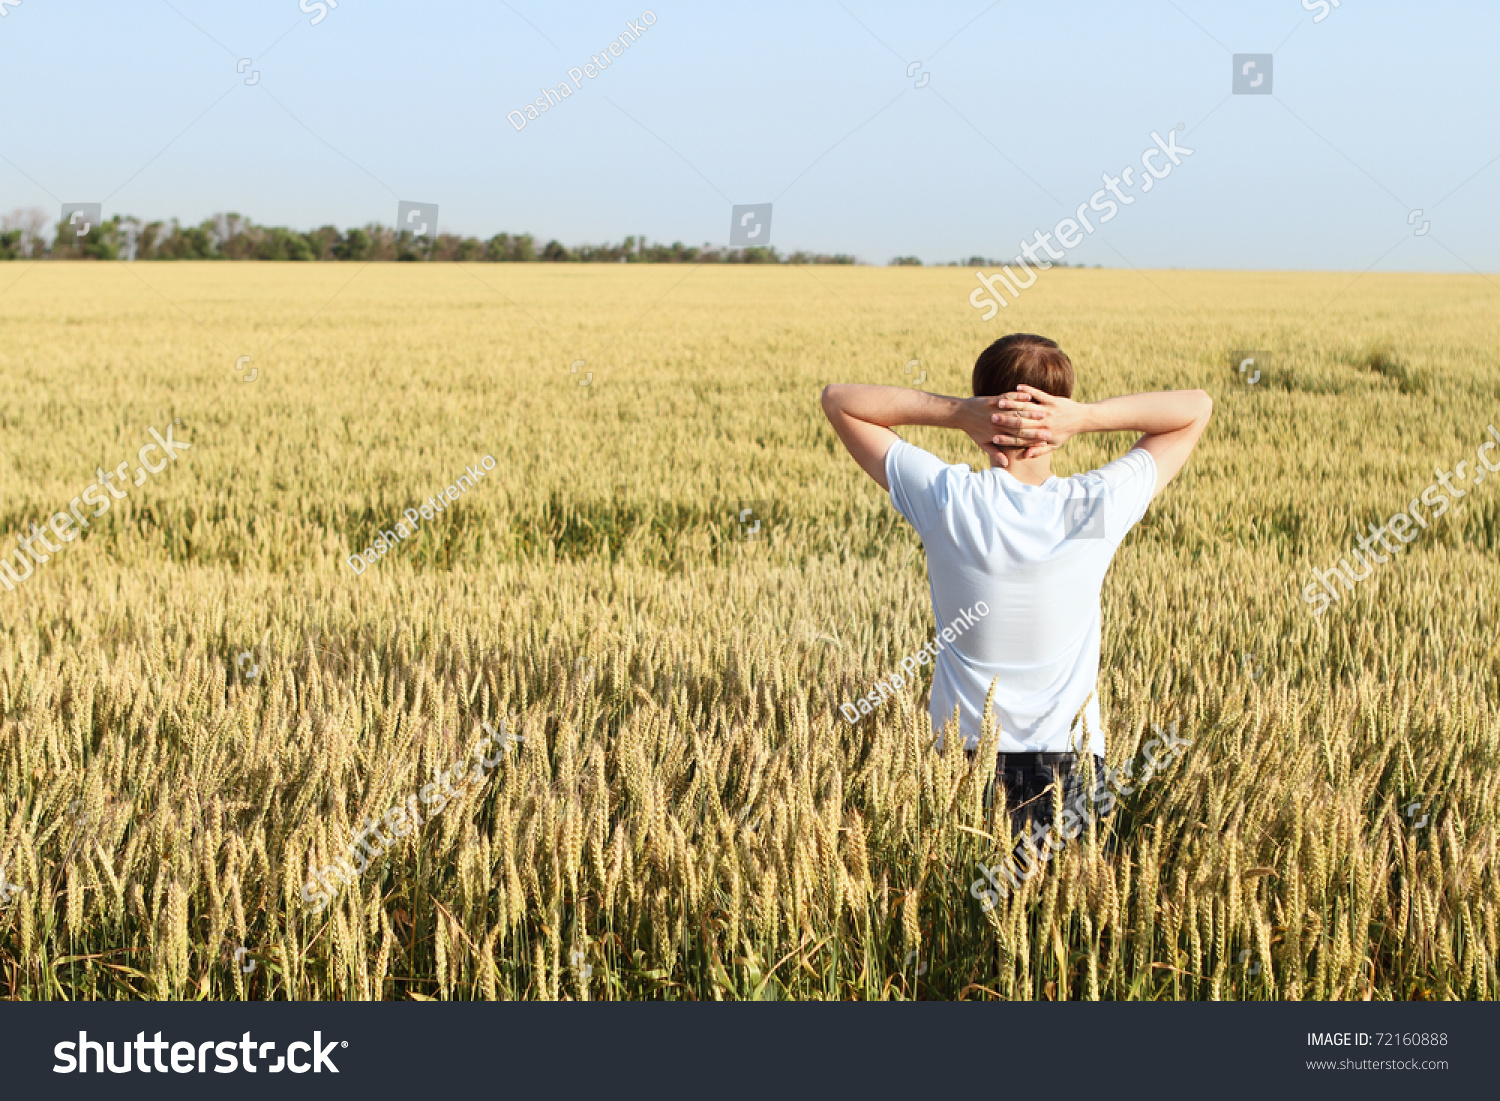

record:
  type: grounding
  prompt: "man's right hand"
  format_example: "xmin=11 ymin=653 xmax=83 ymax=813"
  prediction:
xmin=1000 ymin=385 xmax=1213 ymax=498
xmin=989 ymin=384 xmax=1089 ymax=456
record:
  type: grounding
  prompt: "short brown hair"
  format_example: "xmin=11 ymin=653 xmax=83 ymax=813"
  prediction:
xmin=972 ymin=333 xmax=1074 ymax=399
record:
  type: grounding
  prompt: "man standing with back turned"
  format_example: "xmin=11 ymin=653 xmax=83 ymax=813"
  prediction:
xmin=820 ymin=333 xmax=1211 ymax=841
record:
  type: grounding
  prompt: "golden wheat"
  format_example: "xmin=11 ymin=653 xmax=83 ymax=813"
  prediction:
xmin=0 ymin=262 xmax=1497 ymax=1000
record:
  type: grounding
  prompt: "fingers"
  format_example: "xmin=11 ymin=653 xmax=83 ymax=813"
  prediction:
xmin=988 ymin=437 xmax=1061 ymax=457
xmin=991 ymin=423 xmax=1050 ymax=441
xmin=989 ymin=419 xmax=1052 ymax=445
xmin=1016 ymin=384 xmax=1055 ymax=404
xmin=1022 ymin=442 xmax=1062 ymax=459
xmin=991 ymin=406 xmax=1045 ymax=423
xmin=992 ymin=434 xmax=1049 ymax=449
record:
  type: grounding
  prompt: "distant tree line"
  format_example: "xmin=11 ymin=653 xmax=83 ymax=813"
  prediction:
xmin=0 ymin=208 xmax=864 ymax=264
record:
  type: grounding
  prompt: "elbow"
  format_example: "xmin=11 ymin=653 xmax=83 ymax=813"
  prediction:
xmin=1194 ymin=389 xmax=1213 ymax=422
xmin=820 ymin=383 xmax=843 ymax=415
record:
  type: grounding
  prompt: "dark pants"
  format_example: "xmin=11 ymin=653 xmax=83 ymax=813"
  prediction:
xmin=970 ymin=750 xmax=1114 ymax=848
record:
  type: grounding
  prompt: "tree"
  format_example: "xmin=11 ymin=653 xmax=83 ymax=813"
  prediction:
xmin=485 ymin=233 xmax=535 ymax=261
xmin=306 ymin=226 xmax=343 ymax=260
xmin=1 ymin=208 xmax=49 ymax=258
xmin=145 ymin=219 xmax=217 ymax=259
xmin=53 ymin=212 xmax=121 ymax=259
xmin=335 ymin=228 xmax=371 ymax=261
xmin=7 ymin=207 xmax=883 ymax=265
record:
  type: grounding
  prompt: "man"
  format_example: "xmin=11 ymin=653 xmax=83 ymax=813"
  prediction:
xmin=819 ymin=332 xmax=1211 ymax=840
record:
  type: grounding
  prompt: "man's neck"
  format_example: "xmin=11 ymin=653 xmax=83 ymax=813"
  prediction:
xmin=990 ymin=452 xmax=1053 ymax=486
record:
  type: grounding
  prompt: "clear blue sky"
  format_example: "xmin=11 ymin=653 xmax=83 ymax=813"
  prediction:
xmin=0 ymin=0 xmax=1495 ymax=270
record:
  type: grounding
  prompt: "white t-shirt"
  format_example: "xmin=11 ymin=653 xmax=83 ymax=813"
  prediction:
xmin=885 ymin=440 xmax=1156 ymax=755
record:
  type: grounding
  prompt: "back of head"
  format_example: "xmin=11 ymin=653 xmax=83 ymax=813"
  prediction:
xmin=972 ymin=333 xmax=1075 ymax=399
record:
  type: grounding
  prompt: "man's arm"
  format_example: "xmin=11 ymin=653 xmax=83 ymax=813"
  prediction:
xmin=990 ymin=385 xmax=1212 ymax=498
xmin=820 ymin=384 xmax=1000 ymax=491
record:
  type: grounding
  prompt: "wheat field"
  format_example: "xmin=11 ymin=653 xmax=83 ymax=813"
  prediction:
xmin=1 ymin=261 xmax=1498 ymax=1000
